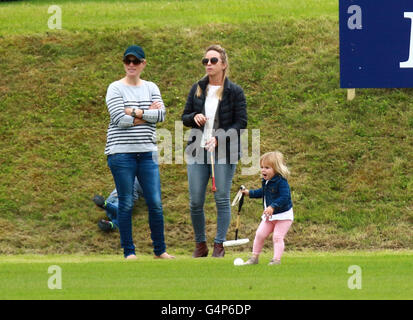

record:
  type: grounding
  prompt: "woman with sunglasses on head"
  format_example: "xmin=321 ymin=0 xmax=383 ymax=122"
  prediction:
xmin=182 ymin=45 xmax=247 ymax=258
xmin=105 ymin=45 xmax=174 ymax=260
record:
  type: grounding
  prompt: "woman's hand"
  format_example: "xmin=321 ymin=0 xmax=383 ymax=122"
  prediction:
xmin=149 ymin=101 xmax=162 ymax=109
xmin=205 ymin=137 xmax=217 ymax=152
xmin=241 ymin=189 xmax=249 ymax=196
xmin=129 ymin=102 xmax=162 ymax=126
xmin=194 ymin=113 xmax=207 ymax=127
xmin=125 ymin=107 xmax=143 ymax=118
xmin=133 ymin=118 xmax=146 ymax=125
xmin=124 ymin=107 xmax=134 ymax=116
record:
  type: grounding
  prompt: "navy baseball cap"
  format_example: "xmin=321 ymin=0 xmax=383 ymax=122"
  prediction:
xmin=123 ymin=45 xmax=145 ymax=60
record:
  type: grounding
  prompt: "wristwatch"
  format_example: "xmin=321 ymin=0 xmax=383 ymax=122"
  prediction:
xmin=131 ymin=108 xmax=137 ymax=118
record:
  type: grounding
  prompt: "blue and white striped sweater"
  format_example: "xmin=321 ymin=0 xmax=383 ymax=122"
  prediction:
xmin=104 ymin=80 xmax=165 ymax=155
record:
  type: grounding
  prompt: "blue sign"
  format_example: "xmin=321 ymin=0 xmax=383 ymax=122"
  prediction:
xmin=340 ymin=0 xmax=413 ymax=88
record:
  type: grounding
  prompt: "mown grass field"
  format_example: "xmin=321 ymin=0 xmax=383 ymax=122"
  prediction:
xmin=1 ymin=251 xmax=412 ymax=300
xmin=0 ymin=0 xmax=412 ymax=259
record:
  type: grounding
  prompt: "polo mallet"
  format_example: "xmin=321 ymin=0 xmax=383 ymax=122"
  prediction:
xmin=210 ymin=152 xmax=217 ymax=192
xmin=223 ymin=185 xmax=250 ymax=247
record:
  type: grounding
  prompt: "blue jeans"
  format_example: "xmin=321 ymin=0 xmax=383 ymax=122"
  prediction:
xmin=107 ymin=152 xmax=166 ymax=257
xmin=187 ymin=153 xmax=236 ymax=244
xmin=105 ymin=179 xmax=143 ymax=230
xmin=104 ymin=200 xmax=119 ymax=230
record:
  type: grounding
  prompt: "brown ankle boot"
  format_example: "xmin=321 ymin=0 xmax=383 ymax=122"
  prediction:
xmin=212 ymin=242 xmax=225 ymax=258
xmin=192 ymin=242 xmax=208 ymax=258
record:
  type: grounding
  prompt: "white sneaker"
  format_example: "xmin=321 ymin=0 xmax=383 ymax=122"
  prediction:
xmin=268 ymin=259 xmax=281 ymax=265
xmin=243 ymin=256 xmax=258 ymax=265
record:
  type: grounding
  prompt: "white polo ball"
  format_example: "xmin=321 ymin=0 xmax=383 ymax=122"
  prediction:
xmin=233 ymin=258 xmax=244 ymax=266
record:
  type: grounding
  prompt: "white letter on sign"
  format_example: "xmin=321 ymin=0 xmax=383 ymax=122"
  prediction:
xmin=48 ymin=5 xmax=62 ymax=30
xmin=347 ymin=5 xmax=362 ymax=30
xmin=48 ymin=265 xmax=62 ymax=289
xmin=400 ymin=12 xmax=413 ymax=68
xmin=347 ymin=265 xmax=362 ymax=290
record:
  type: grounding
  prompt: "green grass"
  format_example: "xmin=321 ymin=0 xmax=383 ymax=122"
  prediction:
xmin=0 ymin=0 xmax=412 ymax=256
xmin=1 ymin=251 xmax=412 ymax=299
xmin=0 ymin=0 xmax=338 ymax=35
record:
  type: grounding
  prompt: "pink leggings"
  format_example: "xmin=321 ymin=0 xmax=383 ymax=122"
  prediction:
xmin=252 ymin=219 xmax=293 ymax=261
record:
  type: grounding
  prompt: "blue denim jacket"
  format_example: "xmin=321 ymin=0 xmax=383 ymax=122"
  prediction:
xmin=249 ymin=174 xmax=293 ymax=214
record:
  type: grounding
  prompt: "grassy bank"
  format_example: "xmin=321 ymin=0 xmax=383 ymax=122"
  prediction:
xmin=0 ymin=1 xmax=412 ymax=255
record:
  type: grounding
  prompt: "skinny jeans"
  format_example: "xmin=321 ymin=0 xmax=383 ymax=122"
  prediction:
xmin=107 ymin=152 xmax=166 ymax=257
xmin=187 ymin=152 xmax=236 ymax=244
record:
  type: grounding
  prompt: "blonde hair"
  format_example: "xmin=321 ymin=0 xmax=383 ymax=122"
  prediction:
xmin=260 ymin=151 xmax=290 ymax=179
xmin=196 ymin=44 xmax=229 ymax=100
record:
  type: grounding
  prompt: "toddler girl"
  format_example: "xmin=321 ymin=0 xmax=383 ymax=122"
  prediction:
xmin=242 ymin=151 xmax=293 ymax=265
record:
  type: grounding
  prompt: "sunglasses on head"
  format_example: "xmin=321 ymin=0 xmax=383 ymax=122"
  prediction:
xmin=123 ymin=57 xmax=143 ymax=65
xmin=202 ymin=57 xmax=219 ymax=66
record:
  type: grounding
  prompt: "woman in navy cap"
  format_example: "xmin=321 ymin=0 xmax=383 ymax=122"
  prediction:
xmin=104 ymin=45 xmax=174 ymax=259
